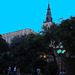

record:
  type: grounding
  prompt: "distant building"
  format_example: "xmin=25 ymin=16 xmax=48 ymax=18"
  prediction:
xmin=1 ymin=2 xmax=52 ymax=44
xmin=2 ymin=28 xmax=37 ymax=44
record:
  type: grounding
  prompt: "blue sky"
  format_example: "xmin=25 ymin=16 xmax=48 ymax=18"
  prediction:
xmin=0 ymin=0 xmax=75 ymax=34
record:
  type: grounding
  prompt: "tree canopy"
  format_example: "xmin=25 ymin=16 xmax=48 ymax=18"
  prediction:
xmin=0 ymin=35 xmax=9 ymax=53
xmin=0 ymin=35 xmax=9 ymax=73
xmin=9 ymin=33 xmax=49 ymax=72
xmin=55 ymin=17 xmax=75 ymax=55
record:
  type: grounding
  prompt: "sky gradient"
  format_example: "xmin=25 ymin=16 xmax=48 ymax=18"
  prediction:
xmin=0 ymin=0 xmax=75 ymax=34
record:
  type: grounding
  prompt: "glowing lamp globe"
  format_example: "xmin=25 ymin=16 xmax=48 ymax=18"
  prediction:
xmin=44 ymin=55 xmax=46 ymax=58
xmin=60 ymin=45 xmax=63 ymax=48
xmin=62 ymin=50 xmax=66 ymax=54
xmin=57 ymin=49 xmax=62 ymax=54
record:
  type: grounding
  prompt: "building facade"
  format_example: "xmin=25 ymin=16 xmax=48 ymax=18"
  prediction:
xmin=2 ymin=28 xmax=37 ymax=44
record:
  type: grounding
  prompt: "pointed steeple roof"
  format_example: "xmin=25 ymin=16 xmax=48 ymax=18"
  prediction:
xmin=48 ymin=1 xmax=50 ymax=10
xmin=48 ymin=4 xmax=50 ymax=10
xmin=44 ymin=1 xmax=52 ymax=23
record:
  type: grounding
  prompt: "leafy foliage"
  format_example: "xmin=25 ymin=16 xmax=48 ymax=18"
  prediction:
xmin=0 ymin=35 xmax=10 ymax=73
xmin=41 ymin=23 xmax=59 ymax=48
xmin=55 ymin=17 xmax=75 ymax=55
xmin=9 ymin=33 xmax=48 ymax=72
xmin=41 ymin=23 xmax=59 ymax=63
xmin=0 ymin=35 xmax=9 ymax=53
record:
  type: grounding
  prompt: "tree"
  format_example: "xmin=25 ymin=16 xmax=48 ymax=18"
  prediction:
xmin=10 ymin=33 xmax=48 ymax=73
xmin=0 ymin=35 xmax=9 ymax=73
xmin=0 ymin=35 xmax=9 ymax=53
xmin=41 ymin=23 xmax=59 ymax=63
xmin=55 ymin=16 xmax=75 ymax=55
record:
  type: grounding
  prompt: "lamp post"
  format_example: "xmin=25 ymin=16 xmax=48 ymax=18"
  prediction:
xmin=57 ymin=45 xmax=66 ymax=72
xmin=40 ymin=54 xmax=47 ymax=60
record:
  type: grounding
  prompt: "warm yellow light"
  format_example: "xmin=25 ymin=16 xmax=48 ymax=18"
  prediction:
xmin=44 ymin=55 xmax=46 ymax=58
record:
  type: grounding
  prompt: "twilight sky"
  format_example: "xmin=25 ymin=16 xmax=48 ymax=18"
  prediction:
xmin=0 ymin=0 xmax=75 ymax=34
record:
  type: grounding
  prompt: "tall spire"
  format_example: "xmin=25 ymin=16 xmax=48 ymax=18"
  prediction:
xmin=48 ymin=0 xmax=50 ymax=10
xmin=44 ymin=1 xmax=52 ymax=23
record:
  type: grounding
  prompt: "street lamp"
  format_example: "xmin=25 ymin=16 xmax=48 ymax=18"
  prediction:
xmin=44 ymin=55 xmax=46 ymax=58
xmin=57 ymin=45 xmax=66 ymax=54
xmin=40 ymin=54 xmax=47 ymax=59
xmin=57 ymin=45 xmax=66 ymax=72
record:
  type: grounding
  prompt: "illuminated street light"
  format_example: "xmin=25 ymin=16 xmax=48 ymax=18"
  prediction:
xmin=57 ymin=44 xmax=66 ymax=72
xmin=44 ymin=55 xmax=46 ymax=58
xmin=57 ymin=45 xmax=66 ymax=54
xmin=62 ymin=50 xmax=66 ymax=54
xmin=57 ymin=49 xmax=62 ymax=54
xmin=57 ymin=49 xmax=66 ymax=54
xmin=60 ymin=45 xmax=63 ymax=48
xmin=40 ymin=54 xmax=47 ymax=59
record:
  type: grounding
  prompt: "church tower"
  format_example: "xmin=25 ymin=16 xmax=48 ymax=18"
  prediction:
xmin=43 ymin=1 xmax=53 ymax=28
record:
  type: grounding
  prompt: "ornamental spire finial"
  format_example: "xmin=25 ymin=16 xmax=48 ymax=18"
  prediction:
xmin=48 ymin=0 xmax=50 ymax=10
